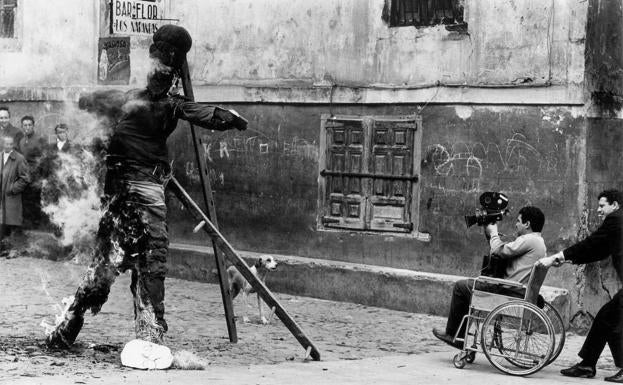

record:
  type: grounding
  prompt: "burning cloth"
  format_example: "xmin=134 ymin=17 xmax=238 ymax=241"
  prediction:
xmin=45 ymin=24 xmax=247 ymax=348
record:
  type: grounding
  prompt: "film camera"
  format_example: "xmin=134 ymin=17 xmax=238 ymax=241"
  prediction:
xmin=465 ymin=192 xmax=510 ymax=228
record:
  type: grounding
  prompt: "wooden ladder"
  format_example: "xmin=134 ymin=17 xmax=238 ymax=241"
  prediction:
xmin=168 ymin=60 xmax=321 ymax=361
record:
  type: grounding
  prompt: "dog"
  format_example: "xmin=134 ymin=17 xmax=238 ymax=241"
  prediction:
xmin=227 ymin=255 xmax=277 ymax=324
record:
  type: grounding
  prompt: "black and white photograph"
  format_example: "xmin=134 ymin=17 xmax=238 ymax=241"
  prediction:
xmin=0 ymin=0 xmax=621 ymax=384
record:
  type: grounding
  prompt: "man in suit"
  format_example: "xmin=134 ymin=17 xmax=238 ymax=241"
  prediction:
xmin=540 ymin=189 xmax=623 ymax=382
xmin=0 ymin=134 xmax=30 ymax=256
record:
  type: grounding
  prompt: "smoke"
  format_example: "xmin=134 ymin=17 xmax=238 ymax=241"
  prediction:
xmin=40 ymin=148 xmax=104 ymax=259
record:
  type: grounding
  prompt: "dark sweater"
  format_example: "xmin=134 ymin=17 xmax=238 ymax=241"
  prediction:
xmin=564 ymin=209 xmax=623 ymax=282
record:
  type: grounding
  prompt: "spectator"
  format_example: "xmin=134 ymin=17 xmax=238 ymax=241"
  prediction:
xmin=51 ymin=123 xmax=71 ymax=153
xmin=0 ymin=135 xmax=30 ymax=257
xmin=0 ymin=106 xmax=19 ymax=140
xmin=17 ymin=116 xmax=46 ymax=229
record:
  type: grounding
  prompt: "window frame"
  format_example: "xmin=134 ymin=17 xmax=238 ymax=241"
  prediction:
xmin=0 ymin=0 xmax=21 ymax=51
xmin=388 ymin=0 xmax=465 ymax=29
xmin=317 ymin=113 xmax=425 ymax=238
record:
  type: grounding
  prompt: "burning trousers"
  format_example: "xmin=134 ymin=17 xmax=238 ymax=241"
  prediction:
xmin=46 ymin=179 xmax=169 ymax=348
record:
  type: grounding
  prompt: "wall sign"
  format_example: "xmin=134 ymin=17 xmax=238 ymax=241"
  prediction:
xmin=111 ymin=0 xmax=167 ymax=35
xmin=98 ymin=37 xmax=131 ymax=85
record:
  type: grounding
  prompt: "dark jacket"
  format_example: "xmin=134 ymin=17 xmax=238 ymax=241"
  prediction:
xmin=49 ymin=140 xmax=72 ymax=154
xmin=17 ymin=133 xmax=46 ymax=167
xmin=0 ymin=151 xmax=30 ymax=226
xmin=79 ymin=88 xmax=236 ymax=182
xmin=0 ymin=124 xmax=20 ymax=142
xmin=564 ymin=209 xmax=623 ymax=281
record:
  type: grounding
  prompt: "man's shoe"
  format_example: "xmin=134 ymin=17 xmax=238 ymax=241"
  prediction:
xmin=605 ymin=369 xmax=623 ymax=383
xmin=560 ymin=363 xmax=596 ymax=378
xmin=432 ymin=328 xmax=462 ymax=350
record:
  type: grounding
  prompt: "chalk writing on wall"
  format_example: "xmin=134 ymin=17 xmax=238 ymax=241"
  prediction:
xmin=200 ymin=130 xmax=319 ymax=162
xmin=184 ymin=161 xmax=224 ymax=186
xmin=424 ymin=133 xmax=563 ymax=193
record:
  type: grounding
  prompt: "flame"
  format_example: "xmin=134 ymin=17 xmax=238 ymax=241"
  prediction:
xmin=41 ymin=150 xmax=103 ymax=253
xmin=110 ymin=238 xmax=125 ymax=266
xmin=40 ymin=295 xmax=74 ymax=336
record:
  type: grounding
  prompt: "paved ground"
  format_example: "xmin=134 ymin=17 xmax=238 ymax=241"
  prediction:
xmin=0 ymin=257 xmax=616 ymax=384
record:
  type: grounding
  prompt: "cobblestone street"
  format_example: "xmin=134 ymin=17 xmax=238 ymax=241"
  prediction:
xmin=0 ymin=257 xmax=615 ymax=384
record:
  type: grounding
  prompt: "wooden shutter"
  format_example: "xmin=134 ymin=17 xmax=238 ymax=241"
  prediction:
xmin=319 ymin=114 xmax=421 ymax=233
xmin=368 ymin=117 xmax=418 ymax=233
xmin=319 ymin=117 xmax=367 ymax=230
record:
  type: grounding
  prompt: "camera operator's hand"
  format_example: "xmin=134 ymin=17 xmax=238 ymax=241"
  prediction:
xmin=485 ymin=223 xmax=498 ymax=237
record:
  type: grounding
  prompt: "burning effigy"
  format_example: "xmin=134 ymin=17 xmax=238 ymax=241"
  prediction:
xmin=42 ymin=24 xmax=247 ymax=357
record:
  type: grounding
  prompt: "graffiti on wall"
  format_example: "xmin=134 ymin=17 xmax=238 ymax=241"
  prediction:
xmin=199 ymin=128 xmax=319 ymax=162
xmin=182 ymin=127 xmax=319 ymax=185
xmin=424 ymin=133 xmax=564 ymax=193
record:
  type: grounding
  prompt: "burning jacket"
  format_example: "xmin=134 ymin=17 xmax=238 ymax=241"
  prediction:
xmin=78 ymin=88 xmax=238 ymax=177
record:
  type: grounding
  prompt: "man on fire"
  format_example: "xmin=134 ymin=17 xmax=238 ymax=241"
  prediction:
xmin=46 ymin=25 xmax=247 ymax=348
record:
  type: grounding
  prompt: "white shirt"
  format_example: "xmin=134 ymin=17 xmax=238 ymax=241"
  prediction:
xmin=3 ymin=151 xmax=10 ymax=165
xmin=57 ymin=140 xmax=66 ymax=151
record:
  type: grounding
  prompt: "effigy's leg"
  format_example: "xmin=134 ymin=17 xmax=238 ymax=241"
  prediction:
xmin=131 ymin=203 xmax=168 ymax=344
xmin=45 ymin=214 xmax=122 ymax=348
xmin=45 ymin=197 xmax=138 ymax=348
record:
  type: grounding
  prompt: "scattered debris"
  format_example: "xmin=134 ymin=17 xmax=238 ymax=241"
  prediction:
xmin=171 ymin=350 xmax=207 ymax=370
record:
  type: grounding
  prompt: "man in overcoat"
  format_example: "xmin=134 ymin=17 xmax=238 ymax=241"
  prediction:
xmin=0 ymin=134 xmax=30 ymax=254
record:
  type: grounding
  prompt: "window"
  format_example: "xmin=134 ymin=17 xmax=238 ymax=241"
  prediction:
xmin=318 ymin=114 xmax=422 ymax=234
xmin=0 ymin=0 xmax=16 ymax=38
xmin=389 ymin=0 xmax=464 ymax=28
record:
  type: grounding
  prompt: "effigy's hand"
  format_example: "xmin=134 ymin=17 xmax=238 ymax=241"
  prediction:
xmin=214 ymin=107 xmax=248 ymax=131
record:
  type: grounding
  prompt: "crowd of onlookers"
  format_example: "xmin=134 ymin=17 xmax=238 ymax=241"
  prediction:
xmin=0 ymin=106 xmax=75 ymax=256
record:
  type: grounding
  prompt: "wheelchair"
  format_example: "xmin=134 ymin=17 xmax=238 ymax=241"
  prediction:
xmin=449 ymin=263 xmax=566 ymax=376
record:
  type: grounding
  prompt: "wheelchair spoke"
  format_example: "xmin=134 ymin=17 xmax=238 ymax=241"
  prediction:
xmin=480 ymin=301 xmax=554 ymax=376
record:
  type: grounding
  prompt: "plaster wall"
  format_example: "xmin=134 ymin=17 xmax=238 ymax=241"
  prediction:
xmin=0 ymin=1 xmax=98 ymax=88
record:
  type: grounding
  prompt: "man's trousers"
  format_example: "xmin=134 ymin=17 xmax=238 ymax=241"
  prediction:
xmin=46 ymin=180 xmax=168 ymax=347
xmin=579 ymin=289 xmax=623 ymax=368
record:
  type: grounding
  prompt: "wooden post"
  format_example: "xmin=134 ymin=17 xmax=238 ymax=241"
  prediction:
xmin=168 ymin=177 xmax=321 ymax=361
xmin=178 ymin=60 xmax=238 ymax=343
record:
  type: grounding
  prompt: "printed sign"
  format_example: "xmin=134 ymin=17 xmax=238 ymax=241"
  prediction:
xmin=98 ymin=37 xmax=131 ymax=85
xmin=111 ymin=0 xmax=167 ymax=35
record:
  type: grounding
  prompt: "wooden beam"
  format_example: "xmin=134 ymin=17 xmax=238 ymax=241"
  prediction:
xmin=168 ymin=177 xmax=321 ymax=361
xmin=179 ymin=59 xmax=238 ymax=343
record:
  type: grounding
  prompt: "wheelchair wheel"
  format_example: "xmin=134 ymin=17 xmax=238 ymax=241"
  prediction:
xmin=453 ymin=353 xmax=466 ymax=369
xmin=465 ymin=351 xmax=476 ymax=363
xmin=542 ymin=301 xmax=565 ymax=365
xmin=481 ymin=300 xmax=554 ymax=376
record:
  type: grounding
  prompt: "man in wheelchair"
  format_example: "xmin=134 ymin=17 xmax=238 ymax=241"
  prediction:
xmin=433 ymin=206 xmax=546 ymax=348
